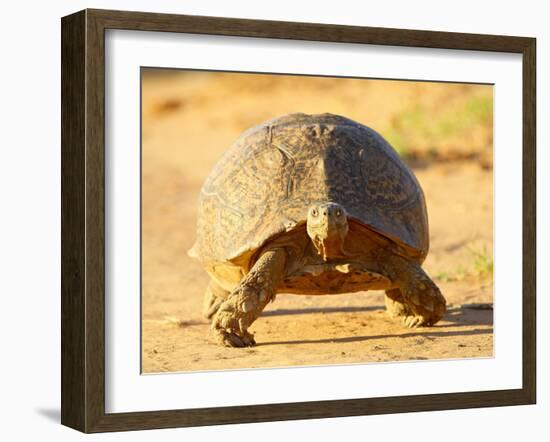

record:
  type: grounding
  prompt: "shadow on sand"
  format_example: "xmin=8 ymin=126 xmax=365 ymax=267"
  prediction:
xmin=263 ymin=305 xmax=383 ymax=317
xmin=258 ymin=303 xmax=493 ymax=346
xmin=260 ymin=327 xmax=492 ymax=346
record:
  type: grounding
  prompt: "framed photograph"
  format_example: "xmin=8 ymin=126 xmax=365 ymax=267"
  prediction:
xmin=61 ymin=9 xmax=536 ymax=433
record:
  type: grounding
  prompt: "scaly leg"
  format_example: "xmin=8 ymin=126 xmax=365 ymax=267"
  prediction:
xmin=211 ymin=248 xmax=286 ymax=347
xmin=379 ymin=251 xmax=446 ymax=328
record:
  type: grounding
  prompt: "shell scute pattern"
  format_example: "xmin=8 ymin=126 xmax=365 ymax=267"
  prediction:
xmin=192 ymin=113 xmax=428 ymax=265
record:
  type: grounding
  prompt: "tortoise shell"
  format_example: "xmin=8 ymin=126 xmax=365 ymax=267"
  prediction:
xmin=189 ymin=113 xmax=429 ymax=266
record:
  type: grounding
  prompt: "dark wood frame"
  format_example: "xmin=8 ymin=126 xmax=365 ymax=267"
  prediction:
xmin=61 ymin=8 xmax=536 ymax=433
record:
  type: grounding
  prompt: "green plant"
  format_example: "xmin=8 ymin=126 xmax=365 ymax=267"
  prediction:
xmin=383 ymin=92 xmax=493 ymax=159
xmin=434 ymin=266 xmax=466 ymax=283
xmin=468 ymin=244 xmax=494 ymax=279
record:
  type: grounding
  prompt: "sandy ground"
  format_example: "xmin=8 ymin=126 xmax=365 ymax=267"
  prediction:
xmin=141 ymin=71 xmax=493 ymax=373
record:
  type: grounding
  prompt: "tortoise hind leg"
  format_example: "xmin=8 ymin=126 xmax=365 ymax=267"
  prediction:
xmin=203 ymin=280 xmax=229 ymax=320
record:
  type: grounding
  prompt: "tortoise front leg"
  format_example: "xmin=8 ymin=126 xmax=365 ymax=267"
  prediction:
xmin=211 ymin=248 xmax=286 ymax=347
xmin=379 ymin=251 xmax=446 ymax=328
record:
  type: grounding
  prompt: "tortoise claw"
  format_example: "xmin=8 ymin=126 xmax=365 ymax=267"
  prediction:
xmin=214 ymin=329 xmax=256 ymax=348
xmin=403 ymin=315 xmax=426 ymax=328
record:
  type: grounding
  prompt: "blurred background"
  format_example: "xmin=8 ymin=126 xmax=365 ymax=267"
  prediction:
xmin=141 ymin=69 xmax=493 ymax=373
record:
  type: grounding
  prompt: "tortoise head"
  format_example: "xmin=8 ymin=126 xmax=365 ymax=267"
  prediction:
xmin=306 ymin=202 xmax=349 ymax=261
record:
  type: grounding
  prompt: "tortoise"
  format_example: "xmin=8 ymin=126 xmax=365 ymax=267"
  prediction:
xmin=188 ymin=113 xmax=446 ymax=347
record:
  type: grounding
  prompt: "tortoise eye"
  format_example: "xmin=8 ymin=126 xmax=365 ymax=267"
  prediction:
xmin=336 ymin=209 xmax=342 ymax=217
xmin=311 ymin=208 xmax=318 ymax=217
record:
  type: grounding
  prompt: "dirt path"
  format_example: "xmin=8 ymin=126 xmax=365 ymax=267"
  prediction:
xmin=141 ymin=71 xmax=493 ymax=373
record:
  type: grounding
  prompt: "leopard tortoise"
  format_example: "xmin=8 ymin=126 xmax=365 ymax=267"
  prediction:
xmin=188 ymin=113 xmax=446 ymax=347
